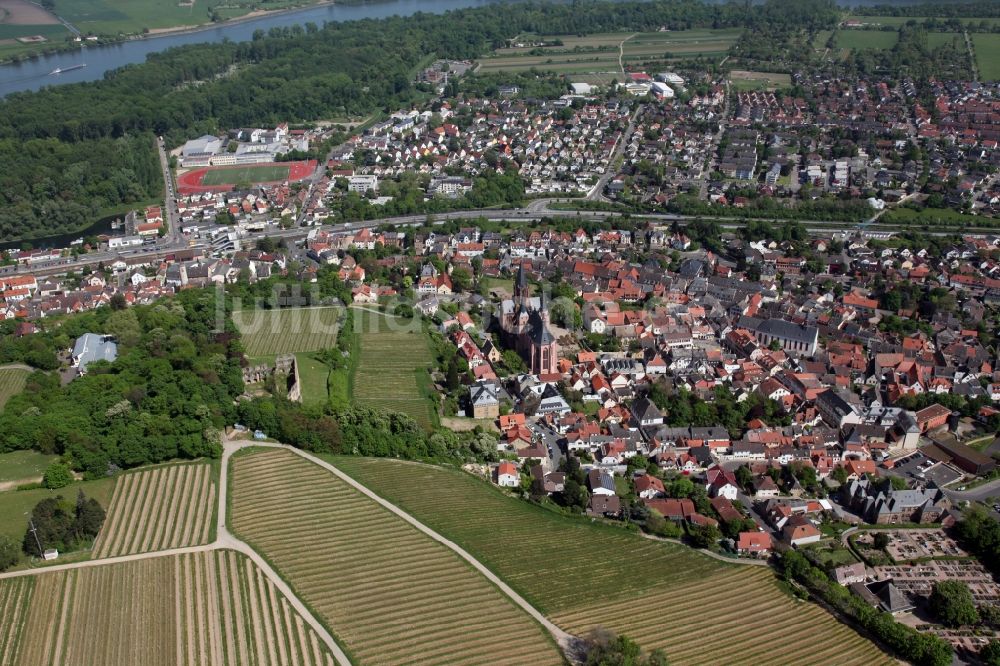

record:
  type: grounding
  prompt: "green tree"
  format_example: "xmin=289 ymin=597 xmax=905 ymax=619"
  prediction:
xmin=929 ymin=581 xmax=980 ymax=628
xmin=73 ymin=490 xmax=106 ymax=541
xmin=0 ymin=535 xmax=19 ymax=572
xmin=42 ymin=462 xmax=73 ymax=489
xmin=873 ymin=532 xmax=890 ymax=550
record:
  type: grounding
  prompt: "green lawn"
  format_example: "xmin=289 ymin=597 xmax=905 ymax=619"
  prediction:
xmin=836 ymin=30 xmax=899 ymax=51
xmin=0 ymin=451 xmax=58 ymax=484
xmin=845 ymin=15 xmax=1000 ymax=28
xmin=351 ymin=308 xmax=436 ymax=429
xmin=200 ymin=164 xmax=290 ymax=186
xmin=0 ymin=476 xmax=115 ymax=541
xmin=926 ymin=32 xmax=963 ymax=50
xmin=973 ymin=33 xmax=1000 ymax=81
xmin=293 ymin=352 xmax=329 ymax=408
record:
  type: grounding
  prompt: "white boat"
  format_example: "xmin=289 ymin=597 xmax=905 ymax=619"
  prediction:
xmin=50 ymin=63 xmax=87 ymax=75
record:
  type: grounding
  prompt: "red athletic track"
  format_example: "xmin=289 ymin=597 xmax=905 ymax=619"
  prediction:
xmin=177 ymin=160 xmax=317 ymax=195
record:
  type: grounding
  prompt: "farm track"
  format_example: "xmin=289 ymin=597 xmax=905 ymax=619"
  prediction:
xmin=230 ymin=445 xmax=567 ymax=665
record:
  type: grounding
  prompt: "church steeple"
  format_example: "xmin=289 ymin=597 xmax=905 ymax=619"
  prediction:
xmin=514 ymin=263 xmax=528 ymax=302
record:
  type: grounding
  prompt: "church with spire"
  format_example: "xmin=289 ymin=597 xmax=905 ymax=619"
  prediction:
xmin=496 ymin=264 xmax=560 ymax=375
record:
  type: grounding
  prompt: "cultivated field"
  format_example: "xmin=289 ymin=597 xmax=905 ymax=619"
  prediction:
xmin=334 ymin=457 xmax=894 ymax=665
xmin=0 ymin=576 xmax=32 ymax=663
xmin=230 ymin=449 xmax=563 ymax=666
xmin=0 ymin=550 xmax=337 ymax=665
xmin=479 ymin=29 xmax=738 ymax=73
xmin=234 ymin=307 xmax=341 ymax=358
xmin=844 ymin=15 xmax=1000 ymax=28
xmin=200 ymin=164 xmax=291 ymax=186
xmin=973 ymin=33 xmax=1000 ymax=80
xmin=0 ymin=366 xmax=30 ymax=410
xmin=351 ymin=309 xmax=436 ymax=428
xmin=91 ymin=463 xmax=215 ymax=558
xmin=0 ymin=0 xmax=59 ymax=24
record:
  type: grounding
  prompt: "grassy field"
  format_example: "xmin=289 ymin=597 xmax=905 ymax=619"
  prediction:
xmin=91 ymin=462 xmax=215 ymax=558
xmin=200 ymin=164 xmax=291 ymax=186
xmin=0 ymin=366 xmax=31 ymax=410
xmin=0 ymin=550 xmax=337 ymax=665
xmin=882 ymin=206 xmax=986 ymax=226
xmin=728 ymin=70 xmax=792 ymax=90
xmin=234 ymin=307 xmax=341 ymax=358
xmin=352 ymin=308 xmax=436 ymax=429
xmin=845 ymin=15 xmax=1000 ymax=28
xmin=0 ymin=450 xmax=58 ymax=484
xmin=0 ymin=23 xmax=68 ymax=39
xmin=926 ymin=31 xmax=964 ymax=50
xmin=333 ymin=457 xmax=894 ymax=665
xmin=0 ymin=476 xmax=115 ymax=542
xmin=230 ymin=449 xmax=563 ymax=665
xmin=836 ymin=29 xmax=899 ymax=50
xmin=293 ymin=352 xmax=330 ymax=407
xmin=973 ymin=33 xmax=1000 ymax=80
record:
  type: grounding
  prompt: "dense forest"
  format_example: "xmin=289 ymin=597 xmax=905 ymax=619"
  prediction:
xmin=0 ymin=289 xmax=243 ymax=476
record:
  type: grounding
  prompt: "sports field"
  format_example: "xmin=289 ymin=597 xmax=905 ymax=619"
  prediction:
xmin=230 ymin=449 xmax=563 ymax=666
xmin=333 ymin=457 xmax=894 ymax=665
xmin=0 ymin=550 xmax=337 ymax=666
xmin=728 ymin=70 xmax=792 ymax=90
xmin=200 ymin=165 xmax=290 ymax=186
xmin=91 ymin=463 xmax=215 ymax=558
xmin=0 ymin=365 xmax=30 ymax=410
xmin=351 ymin=308 xmax=436 ymax=428
xmin=973 ymin=33 xmax=1000 ymax=80
xmin=234 ymin=307 xmax=341 ymax=358
xmin=176 ymin=160 xmax=315 ymax=194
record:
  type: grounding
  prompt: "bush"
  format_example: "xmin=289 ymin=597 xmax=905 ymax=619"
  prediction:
xmin=42 ymin=462 xmax=73 ymax=489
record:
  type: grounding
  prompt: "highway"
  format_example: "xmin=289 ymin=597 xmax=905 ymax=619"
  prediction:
xmin=4 ymin=200 xmax=987 ymax=281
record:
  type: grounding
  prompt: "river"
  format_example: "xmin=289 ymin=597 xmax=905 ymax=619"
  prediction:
xmin=0 ymin=0 xmax=940 ymax=97
xmin=0 ymin=0 xmax=500 ymax=97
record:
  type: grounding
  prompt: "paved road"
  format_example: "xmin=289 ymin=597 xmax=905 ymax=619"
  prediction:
xmin=588 ymin=106 xmax=639 ymax=202
xmin=246 ymin=441 xmax=578 ymax=654
xmin=945 ymin=477 xmax=1000 ymax=503
xmin=156 ymin=136 xmax=182 ymax=245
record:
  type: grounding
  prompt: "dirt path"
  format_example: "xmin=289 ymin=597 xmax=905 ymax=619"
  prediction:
xmin=236 ymin=440 xmax=577 ymax=654
xmin=618 ymin=33 xmax=636 ymax=78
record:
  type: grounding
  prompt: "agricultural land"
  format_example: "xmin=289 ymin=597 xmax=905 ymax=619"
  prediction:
xmin=91 ymin=463 xmax=215 ymax=559
xmin=0 ymin=365 xmax=31 ymax=410
xmin=333 ymin=457 xmax=894 ymax=665
xmin=0 ymin=550 xmax=337 ymax=666
xmin=477 ymin=28 xmax=740 ymax=77
xmin=972 ymin=33 xmax=1000 ymax=81
xmin=229 ymin=448 xmax=564 ymax=666
xmin=0 ymin=0 xmax=69 ymax=60
xmin=351 ymin=308 xmax=436 ymax=429
xmin=233 ymin=306 xmax=341 ymax=359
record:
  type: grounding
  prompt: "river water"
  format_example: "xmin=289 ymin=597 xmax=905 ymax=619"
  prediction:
xmin=0 ymin=0 xmax=500 ymax=97
xmin=0 ymin=0 xmax=938 ymax=97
